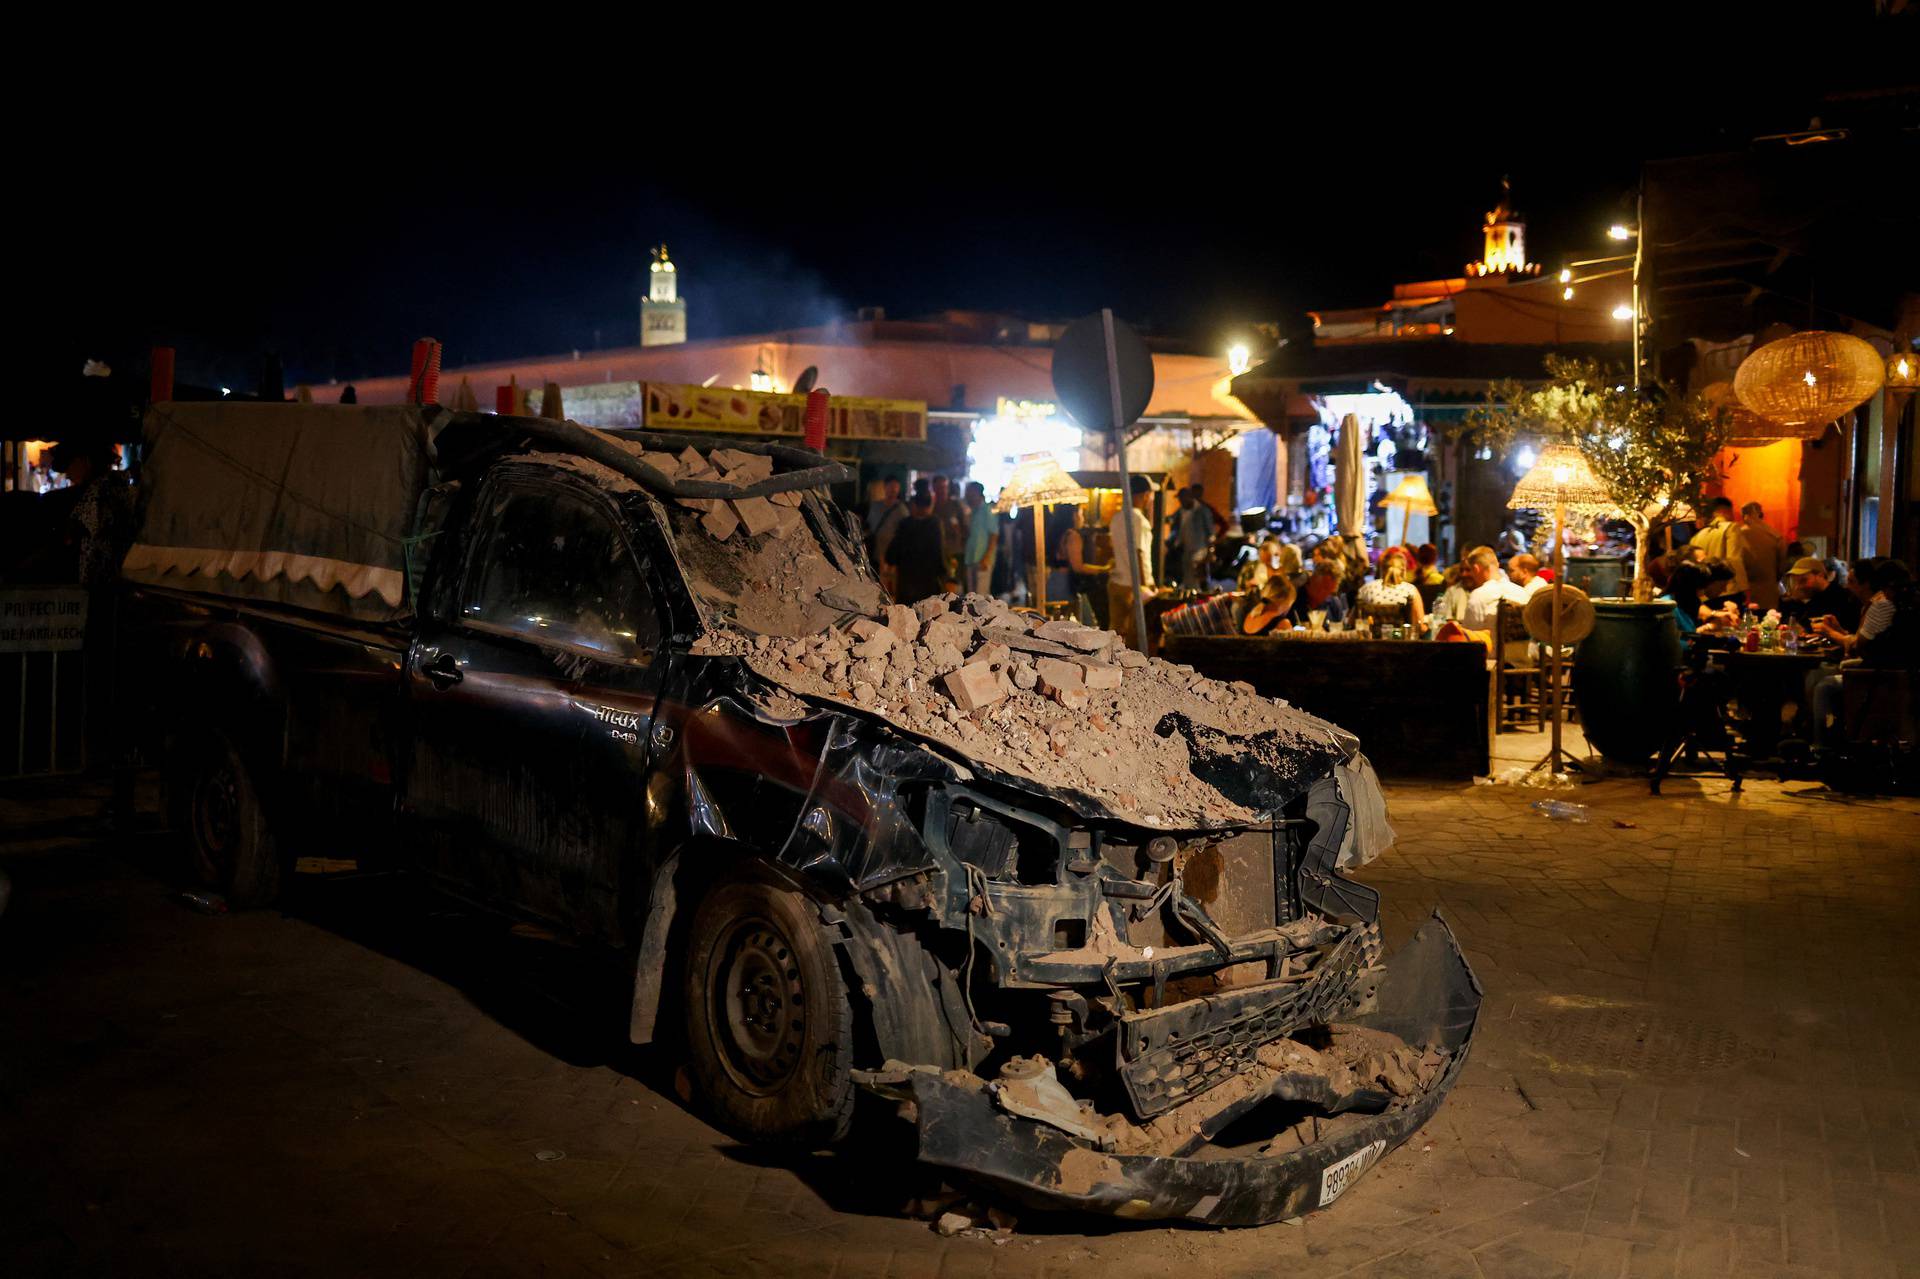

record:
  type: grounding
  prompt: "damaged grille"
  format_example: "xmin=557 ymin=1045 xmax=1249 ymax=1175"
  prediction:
xmin=1117 ymin=922 xmax=1383 ymax=1118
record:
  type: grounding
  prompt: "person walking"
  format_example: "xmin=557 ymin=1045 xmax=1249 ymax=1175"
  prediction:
xmin=1739 ymin=501 xmax=1784 ymax=611
xmin=962 ymin=480 xmax=998 ymax=597
xmin=1688 ymin=497 xmax=1750 ymax=609
xmin=866 ymin=476 xmax=908 ymax=594
xmin=1176 ymin=485 xmax=1215 ymax=588
xmin=1108 ymin=475 xmax=1156 ymax=649
xmin=886 ymin=493 xmax=947 ymax=603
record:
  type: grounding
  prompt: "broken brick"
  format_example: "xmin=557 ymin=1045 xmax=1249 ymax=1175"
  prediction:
xmin=1035 ymin=657 xmax=1085 ymax=699
xmin=941 ymin=662 xmax=1005 ymax=712
xmin=730 ymin=496 xmax=782 ymax=537
xmin=701 ymin=502 xmax=741 ymax=541
xmin=1083 ymin=664 xmax=1123 ymax=691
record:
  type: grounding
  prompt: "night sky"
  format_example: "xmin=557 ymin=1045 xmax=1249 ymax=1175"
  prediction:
xmin=58 ymin=9 xmax=1912 ymax=395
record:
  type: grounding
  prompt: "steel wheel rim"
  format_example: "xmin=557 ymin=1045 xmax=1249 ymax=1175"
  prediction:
xmin=708 ymin=916 xmax=807 ymax=1095
xmin=194 ymin=755 xmax=241 ymax=881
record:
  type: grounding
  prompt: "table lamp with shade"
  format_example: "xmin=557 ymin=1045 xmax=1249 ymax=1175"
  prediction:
xmin=1375 ymin=473 xmax=1439 ymax=550
xmin=993 ymin=453 xmax=1088 ymax=613
xmin=1507 ymin=444 xmax=1616 ymax=777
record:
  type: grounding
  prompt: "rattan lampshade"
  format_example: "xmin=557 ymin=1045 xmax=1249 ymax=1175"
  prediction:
xmin=1376 ymin=473 xmax=1439 ymax=516
xmin=1889 ymin=335 xmax=1918 ymax=392
xmin=1704 ymin=381 xmax=1830 ymax=444
xmin=1733 ymin=330 xmax=1884 ymax=428
xmin=994 ymin=452 xmax=1087 ymax=512
xmin=1507 ymin=444 xmax=1616 ymax=515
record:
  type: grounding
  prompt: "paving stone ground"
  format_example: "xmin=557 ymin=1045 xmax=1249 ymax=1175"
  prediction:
xmin=3 ymin=745 xmax=1918 ymax=1278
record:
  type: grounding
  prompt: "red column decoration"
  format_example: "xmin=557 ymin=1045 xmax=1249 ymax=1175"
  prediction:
xmin=495 ymin=385 xmax=516 ymax=415
xmin=408 ymin=338 xmax=443 ymax=405
xmin=150 ymin=346 xmax=176 ymax=404
xmin=803 ymin=388 xmax=829 ymax=452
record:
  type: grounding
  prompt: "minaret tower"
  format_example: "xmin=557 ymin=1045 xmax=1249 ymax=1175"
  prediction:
xmin=1470 ymin=177 xmax=1538 ymax=277
xmin=641 ymin=244 xmax=687 ymax=346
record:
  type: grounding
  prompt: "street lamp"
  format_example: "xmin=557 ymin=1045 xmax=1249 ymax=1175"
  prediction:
xmin=1227 ymin=343 xmax=1252 ymax=376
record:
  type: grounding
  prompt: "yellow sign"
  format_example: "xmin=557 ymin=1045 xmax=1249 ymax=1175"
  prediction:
xmin=640 ymin=382 xmax=926 ymax=442
xmin=995 ymin=397 xmax=1057 ymax=421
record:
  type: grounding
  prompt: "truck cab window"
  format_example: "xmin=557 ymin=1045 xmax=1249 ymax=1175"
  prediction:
xmin=464 ymin=483 xmax=660 ymax=659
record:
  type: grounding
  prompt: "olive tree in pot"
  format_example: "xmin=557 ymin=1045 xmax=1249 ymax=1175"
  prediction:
xmin=1457 ymin=357 xmax=1732 ymax=600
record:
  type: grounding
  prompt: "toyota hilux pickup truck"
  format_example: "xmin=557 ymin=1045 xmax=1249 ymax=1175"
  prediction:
xmin=117 ymin=401 xmax=1479 ymax=1226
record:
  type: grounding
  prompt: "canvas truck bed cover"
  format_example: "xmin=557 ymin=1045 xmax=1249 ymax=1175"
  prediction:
xmin=123 ymin=403 xmax=438 ymax=622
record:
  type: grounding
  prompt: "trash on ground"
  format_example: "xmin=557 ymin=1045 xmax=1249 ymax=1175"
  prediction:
xmin=174 ymin=890 xmax=229 ymax=915
xmin=1530 ymin=799 xmax=1590 ymax=822
xmin=1476 ymin=765 xmax=1580 ymax=790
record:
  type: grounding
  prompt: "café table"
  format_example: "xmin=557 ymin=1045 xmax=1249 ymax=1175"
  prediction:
xmin=1721 ymin=644 xmax=1834 ymax=757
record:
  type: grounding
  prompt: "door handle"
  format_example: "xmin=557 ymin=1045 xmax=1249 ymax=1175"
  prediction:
xmin=421 ymin=652 xmax=463 ymax=689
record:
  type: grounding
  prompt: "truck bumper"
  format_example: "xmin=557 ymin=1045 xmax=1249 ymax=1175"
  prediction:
xmin=887 ymin=914 xmax=1480 ymax=1227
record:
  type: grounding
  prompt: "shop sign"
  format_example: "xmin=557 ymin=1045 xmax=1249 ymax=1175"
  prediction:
xmin=638 ymin=382 xmax=926 ymax=441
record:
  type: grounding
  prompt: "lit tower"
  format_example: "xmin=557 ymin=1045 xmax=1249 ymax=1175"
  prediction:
xmin=1469 ymin=177 xmax=1538 ymax=277
xmin=641 ymin=245 xmax=687 ymax=346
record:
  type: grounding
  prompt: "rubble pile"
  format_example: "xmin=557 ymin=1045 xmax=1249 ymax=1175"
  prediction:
xmin=697 ymin=592 xmax=1344 ymax=828
xmin=621 ymin=443 xmax=809 ymax=542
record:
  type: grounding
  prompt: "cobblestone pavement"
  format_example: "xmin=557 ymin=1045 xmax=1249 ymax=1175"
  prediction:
xmin=3 ymin=755 xmax=1919 ymax=1278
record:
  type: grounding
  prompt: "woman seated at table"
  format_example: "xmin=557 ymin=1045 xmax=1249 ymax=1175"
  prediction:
xmin=1666 ymin=561 xmax=1739 ymax=635
xmin=1240 ymin=576 xmax=1296 ymax=636
xmin=1237 ymin=537 xmax=1286 ymax=593
xmin=1356 ymin=549 xmax=1426 ymax=629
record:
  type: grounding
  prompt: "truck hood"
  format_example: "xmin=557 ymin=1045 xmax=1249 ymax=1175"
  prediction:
xmin=709 ymin=610 xmax=1372 ymax=839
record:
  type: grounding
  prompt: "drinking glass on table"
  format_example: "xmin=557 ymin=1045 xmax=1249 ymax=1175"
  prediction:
xmin=1308 ymin=608 xmax=1327 ymax=632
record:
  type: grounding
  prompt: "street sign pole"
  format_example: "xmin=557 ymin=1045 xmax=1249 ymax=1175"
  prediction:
xmin=1102 ymin=309 xmax=1150 ymax=653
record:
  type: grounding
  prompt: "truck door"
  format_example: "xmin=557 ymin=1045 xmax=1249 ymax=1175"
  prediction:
xmin=404 ymin=471 xmax=669 ymax=941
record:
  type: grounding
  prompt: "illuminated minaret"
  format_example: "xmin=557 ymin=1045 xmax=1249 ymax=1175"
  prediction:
xmin=1471 ymin=177 xmax=1537 ymax=277
xmin=641 ymin=245 xmax=687 ymax=346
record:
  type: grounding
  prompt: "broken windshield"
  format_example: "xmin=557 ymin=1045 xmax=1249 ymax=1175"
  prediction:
xmin=661 ymin=493 xmax=883 ymax=639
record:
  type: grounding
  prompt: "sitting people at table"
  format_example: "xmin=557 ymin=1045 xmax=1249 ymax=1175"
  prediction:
xmin=1288 ymin=562 xmax=1349 ymax=627
xmin=1778 ymin=555 xmax=1860 ymax=631
xmin=1805 ymin=559 xmax=1916 ymax=748
xmin=1810 ymin=558 xmax=1906 ymax=657
xmin=1435 ymin=546 xmax=1525 ymax=646
xmin=1356 ymin=550 xmax=1425 ymax=628
xmin=1159 ymin=590 xmax=1238 ymax=637
xmin=1240 ymin=576 xmax=1297 ymax=636
xmin=1665 ymin=561 xmax=1738 ymax=635
xmin=1506 ymin=553 xmax=1549 ymax=599
xmin=1430 ymin=545 xmax=1490 ymax=627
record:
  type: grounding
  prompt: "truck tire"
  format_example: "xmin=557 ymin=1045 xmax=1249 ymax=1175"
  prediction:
xmin=683 ymin=872 xmax=855 ymax=1146
xmin=185 ymin=732 xmax=282 ymax=908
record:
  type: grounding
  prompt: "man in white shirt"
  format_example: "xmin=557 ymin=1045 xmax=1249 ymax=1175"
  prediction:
xmin=1507 ymin=553 xmax=1550 ymax=601
xmin=1460 ymin=547 xmax=1526 ymax=633
xmin=1108 ymin=475 xmax=1156 ymax=649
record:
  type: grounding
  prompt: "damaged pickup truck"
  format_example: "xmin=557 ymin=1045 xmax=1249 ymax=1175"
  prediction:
xmin=119 ymin=401 xmax=1479 ymax=1227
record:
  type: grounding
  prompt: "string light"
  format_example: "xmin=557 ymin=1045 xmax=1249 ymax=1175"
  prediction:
xmin=1611 ymin=303 xmax=1635 ymax=321
xmin=1558 ymin=268 xmax=1572 ymax=283
xmin=1563 ymin=286 xmax=1575 ymax=300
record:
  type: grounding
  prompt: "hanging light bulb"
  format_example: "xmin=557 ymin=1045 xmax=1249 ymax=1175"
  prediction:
xmin=1611 ymin=303 xmax=1634 ymax=321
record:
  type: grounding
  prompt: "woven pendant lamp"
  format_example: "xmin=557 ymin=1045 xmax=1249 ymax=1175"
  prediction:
xmin=1704 ymin=382 xmax=1829 ymax=444
xmin=1506 ymin=444 xmax=1616 ymax=516
xmin=1733 ymin=330 xmax=1884 ymax=428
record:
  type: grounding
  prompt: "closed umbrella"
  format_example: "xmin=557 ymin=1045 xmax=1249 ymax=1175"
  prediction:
xmin=1334 ymin=413 xmax=1369 ymax=538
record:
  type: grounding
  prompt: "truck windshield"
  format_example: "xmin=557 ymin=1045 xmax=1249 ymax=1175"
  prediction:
xmin=661 ymin=491 xmax=883 ymax=639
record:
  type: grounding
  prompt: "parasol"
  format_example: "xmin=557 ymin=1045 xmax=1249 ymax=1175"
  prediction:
xmin=1334 ymin=413 xmax=1369 ymax=539
xmin=994 ymin=453 xmax=1088 ymax=613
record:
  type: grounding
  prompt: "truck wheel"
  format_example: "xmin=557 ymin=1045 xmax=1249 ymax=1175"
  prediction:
xmin=185 ymin=732 xmax=282 ymax=908
xmin=683 ymin=873 xmax=855 ymax=1146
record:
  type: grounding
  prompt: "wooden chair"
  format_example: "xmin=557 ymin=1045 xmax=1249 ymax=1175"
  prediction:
xmin=1495 ymin=599 xmax=1544 ymax=732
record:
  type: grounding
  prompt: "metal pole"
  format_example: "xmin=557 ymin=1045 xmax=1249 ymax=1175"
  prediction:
xmin=1032 ymin=502 xmax=1048 ymax=613
xmin=1631 ymin=186 xmax=1645 ymax=390
xmin=1548 ymin=498 xmax=1565 ymax=775
xmin=1102 ymin=309 xmax=1151 ymax=652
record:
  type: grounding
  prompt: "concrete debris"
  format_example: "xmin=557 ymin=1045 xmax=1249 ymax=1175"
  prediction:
xmin=702 ymin=593 xmax=1342 ymax=828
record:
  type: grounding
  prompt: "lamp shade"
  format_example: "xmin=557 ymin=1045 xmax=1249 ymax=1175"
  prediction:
xmin=994 ymin=452 xmax=1088 ymax=512
xmin=1507 ymin=444 xmax=1615 ymax=515
xmin=1704 ymin=381 xmax=1830 ymax=444
xmin=1733 ymin=330 xmax=1884 ymax=428
xmin=1889 ymin=335 xmax=1918 ymax=392
xmin=1376 ymin=473 xmax=1438 ymax=516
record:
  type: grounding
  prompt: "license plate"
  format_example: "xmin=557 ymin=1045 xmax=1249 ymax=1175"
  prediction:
xmin=1318 ymin=1139 xmax=1386 ymax=1207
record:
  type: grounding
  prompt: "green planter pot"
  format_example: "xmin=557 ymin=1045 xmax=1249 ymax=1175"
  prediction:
xmin=1573 ymin=600 xmax=1683 ymax=764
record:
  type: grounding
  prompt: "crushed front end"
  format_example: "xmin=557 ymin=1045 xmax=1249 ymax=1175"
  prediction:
xmin=838 ymin=766 xmax=1482 ymax=1227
